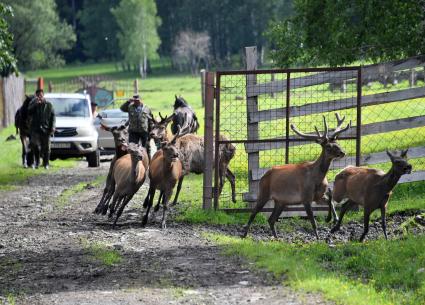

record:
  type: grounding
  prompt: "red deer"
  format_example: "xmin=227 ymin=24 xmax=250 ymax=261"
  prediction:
xmin=108 ymin=142 xmax=149 ymax=228
xmin=94 ymin=123 xmax=129 ymax=215
xmin=330 ymin=150 xmax=412 ymax=242
xmin=142 ymin=127 xmax=186 ymax=229
xmin=149 ymin=113 xmax=236 ymax=205
xmin=242 ymin=113 xmax=350 ymax=239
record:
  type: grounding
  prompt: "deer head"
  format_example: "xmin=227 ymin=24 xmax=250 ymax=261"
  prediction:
xmin=161 ymin=125 xmax=189 ymax=162
xmin=290 ymin=113 xmax=351 ymax=160
xmin=127 ymin=142 xmax=145 ymax=161
xmin=100 ymin=122 xmax=129 ymax=152
xmin=149 ymin=112 xmax=174 ymax=142
xmin=386 ymin=149 xmax=412 ymax=175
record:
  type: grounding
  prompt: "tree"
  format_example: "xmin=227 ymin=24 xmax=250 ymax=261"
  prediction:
xmin=78 ymin=0 xmax=121 ymax=61
xmin=4 ymin=0 xmax=76 ymax=70
xmin=172 ymin=31 xmax=210 ymax=75
xmin=268 ymin=0 xmax=425 ymax=67
xmin=112 ymin=0 xmax=161 ymax=78
xmin=0 ymin=3 xmax=17 ymax=76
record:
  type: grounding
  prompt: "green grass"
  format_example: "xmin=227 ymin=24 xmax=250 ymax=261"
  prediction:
xmin=80 ymin=238 xmax=122 ymax=267
xmin=56 ymin=175 xmax=105 ymax=209
xmin=0 ymin=126 xmax=76 ymax=190
xmin=208 ymin=233 xmax=425 ymax=305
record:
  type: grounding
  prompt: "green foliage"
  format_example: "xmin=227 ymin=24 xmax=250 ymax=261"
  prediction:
xmin=0 ymin=3 xmax=17 ymax=76
xmin=269 ymin=0 xmax=425 ymax=67
xmin=78 ymin=0 xmax=120 ymax=61
xmin=4 ymin=0 xmax=76 ymax=70
xmin=112 ymin=0 xmax=161 ymax=78
xmin=210 ymin=233 xmax=425 ymax=305
xmin=0 ymin=126 xmax=75 ymax=190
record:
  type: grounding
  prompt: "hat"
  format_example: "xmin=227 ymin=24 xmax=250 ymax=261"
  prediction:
xmin=133 ymin=94 xmax=141 ymax=100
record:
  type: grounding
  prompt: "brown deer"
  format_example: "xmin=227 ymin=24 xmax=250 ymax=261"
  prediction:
xmin=108 ymin=142 xmax=149 ymax=228
xmin=142 ymin=127 xmax=186 ymax=229
xmin=148 ymin=112 xmax=236 ymax=205
xmin=242 ymin=113 xmax=351 ymax=239
xmin=94 ymin=123 xmax=129 ymax=215
xmin=330 ymin=150 xmax=412 ymax=242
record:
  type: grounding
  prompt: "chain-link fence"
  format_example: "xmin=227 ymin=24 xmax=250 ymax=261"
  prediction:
xmin=211 ymin=55 xmax=425 ymax=211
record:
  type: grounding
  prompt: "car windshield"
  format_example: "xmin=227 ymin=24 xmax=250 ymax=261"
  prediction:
xmin=48 ymin=98 xmax=90 ymax=118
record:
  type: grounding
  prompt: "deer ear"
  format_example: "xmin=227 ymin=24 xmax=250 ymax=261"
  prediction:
xmin=386 ymin=150 xmax=395 ymax=161
xmin=160 ymin=141 xmax=167 ymax=148
xmin=401 ymin=149 xmax=409 ymax=159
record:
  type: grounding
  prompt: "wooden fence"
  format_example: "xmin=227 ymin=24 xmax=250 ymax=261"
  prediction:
xmin=0 ymin=74 xmax=25 ymax=129
xmin=203 ymin=48 xmax=425 ymax=214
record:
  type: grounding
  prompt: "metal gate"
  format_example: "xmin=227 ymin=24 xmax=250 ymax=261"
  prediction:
xmin=203 ymin=47 xmax=362 ymax=214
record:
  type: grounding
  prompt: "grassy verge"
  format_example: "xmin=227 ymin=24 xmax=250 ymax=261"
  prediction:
xmin=80 ymin=238 xmax=122 ymax=267
xmin=56 ymin=175 xmax=105 ymax=209
xmin=208 ymin=233 xmax=425 ymax=305
xmin=0 ymin=126 xmax=76 ymax=191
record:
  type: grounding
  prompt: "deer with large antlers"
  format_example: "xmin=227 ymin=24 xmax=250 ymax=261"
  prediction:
xmin=242 ymin=113 xmax=351 ymax=239
xmin=330 ymin=150 xmax=412 ymax=242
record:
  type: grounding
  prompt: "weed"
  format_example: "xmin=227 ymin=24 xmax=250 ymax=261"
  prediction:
xmin=80 ymin=238 xmax=122 ymax=267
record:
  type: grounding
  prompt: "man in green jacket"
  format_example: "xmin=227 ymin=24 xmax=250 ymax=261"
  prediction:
xmin=28 ymin=89 xmax=56 ymax=169
xmin=120 ymin=94 xmax=153 ymax=156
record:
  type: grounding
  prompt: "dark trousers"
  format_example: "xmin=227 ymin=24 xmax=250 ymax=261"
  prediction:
xmin=30 ymin=132 xmax=51 ymax=167
xmin=129 ymin=131 xmax=150 ymax=156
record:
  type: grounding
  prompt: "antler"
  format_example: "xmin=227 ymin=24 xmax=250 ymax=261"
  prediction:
xmin=329 ymin=113 xmax=351 ymax=140
xmin=291 ymin=115 xmax=329 ymax=141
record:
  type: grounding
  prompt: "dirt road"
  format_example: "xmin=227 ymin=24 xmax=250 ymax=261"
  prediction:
xmin=0 ymin=161 xmax=330 ymax=305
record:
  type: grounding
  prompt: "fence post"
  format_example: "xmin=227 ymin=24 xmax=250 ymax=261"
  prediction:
xmin=134 ymin=79 xmax=139 ymax=94
xmin=244 ymin=46 xmax=259 ymax=204
xmin=200 ymin=69 xmax=206 ymax=107
xmin=48 ymin=81 xmax=53 ymax=93
xmin=202 ymin=71 xmax=215 ymax=209
xmin=37 ymin=77 xmax=44 ymax=90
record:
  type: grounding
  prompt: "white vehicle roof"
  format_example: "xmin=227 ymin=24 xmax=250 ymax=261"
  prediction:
xmin=44 ymin=92 xmax=91 ymax=102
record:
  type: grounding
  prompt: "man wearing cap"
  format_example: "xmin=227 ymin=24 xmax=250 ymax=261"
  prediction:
xmin=120 ymin=94 xmax=153 ymax=154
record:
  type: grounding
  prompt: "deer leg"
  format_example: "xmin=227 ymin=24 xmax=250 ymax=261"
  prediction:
xmin=142 ymin=187 xmax=155 ymax=227
xmin=154 ymin=190 xmax=163 ymax=212
xmin=95 ymin=165 xmax=115 ymax=214
xmin=268 ymin=203 xmax=285 ymax=238
xmin=171 ymin=176 xmax=184 ymax=206
xmin=359 ymin=208 xmax=371 ymax=242
xmin=324 ymin=188 xmax=338 ymax=224
xmin=161 ymin=190 xmax=172 ymax=229
xmin=113 ymin=195 xmax=133 ymax=228
xmin=241 ymin=196 xmax=269 ymax=238
xmin=108 ymin=195 xmax=123 ymax=218
xmin=380 ymin=205 xmax=388 ymax=240
xmin=303 ymin=202 xmax=319 ymax=239
xmin=226 ymin=168 xmax=236 ymax=203
xmin=331 ymin=199 xmax=354 ymax=233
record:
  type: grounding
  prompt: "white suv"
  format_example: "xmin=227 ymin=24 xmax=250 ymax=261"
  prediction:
xmin=46 ymin=93 xmax=100 ymax=167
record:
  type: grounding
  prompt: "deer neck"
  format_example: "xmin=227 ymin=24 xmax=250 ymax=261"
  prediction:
xmin=130 ymin=155 xmax=140 ymax=185
xmin=312 ymin=149 xmax=332 ymax=180
xmin=380 ymin=165 xmax=402 ymax=192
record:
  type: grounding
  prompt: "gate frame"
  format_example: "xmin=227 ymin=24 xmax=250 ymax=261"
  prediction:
xmin=203 ymin=50 xmax=362 ymax=213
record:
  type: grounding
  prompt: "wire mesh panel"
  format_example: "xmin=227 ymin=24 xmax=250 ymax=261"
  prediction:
xmin=215 ymin=67 xmax=361 ymax=210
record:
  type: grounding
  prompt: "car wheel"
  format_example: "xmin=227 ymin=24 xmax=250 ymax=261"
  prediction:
xmin=87 ymin=149 xmax=100 ymax=167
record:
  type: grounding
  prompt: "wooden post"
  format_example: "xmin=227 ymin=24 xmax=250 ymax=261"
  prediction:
xmin=409 ymin=69 xmax=417 ymax=87
xmin=245 ymin=46 xmax=259 ymax=204
xmin=48 ymin=81 xmax=53 ymax=93
xmin=202 ymin=71 xmax=215 ymax=209
xmin=37 ymin=77 xmax=44 ymax=90
xmin=134 ymin=79 xmax=139 ymax=94
xmin=200 ymin=69 xmax=206 ymax=107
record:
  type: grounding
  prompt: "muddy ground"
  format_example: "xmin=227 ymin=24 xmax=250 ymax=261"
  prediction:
xmin=0 ymin=160 xmax=423 ymax=305
xmin=0 ymin=160 xmax=332 ymax=305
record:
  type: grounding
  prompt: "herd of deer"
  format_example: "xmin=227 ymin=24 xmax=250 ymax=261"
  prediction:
xmin=92 ymin=108 xmax=412 ymax=243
